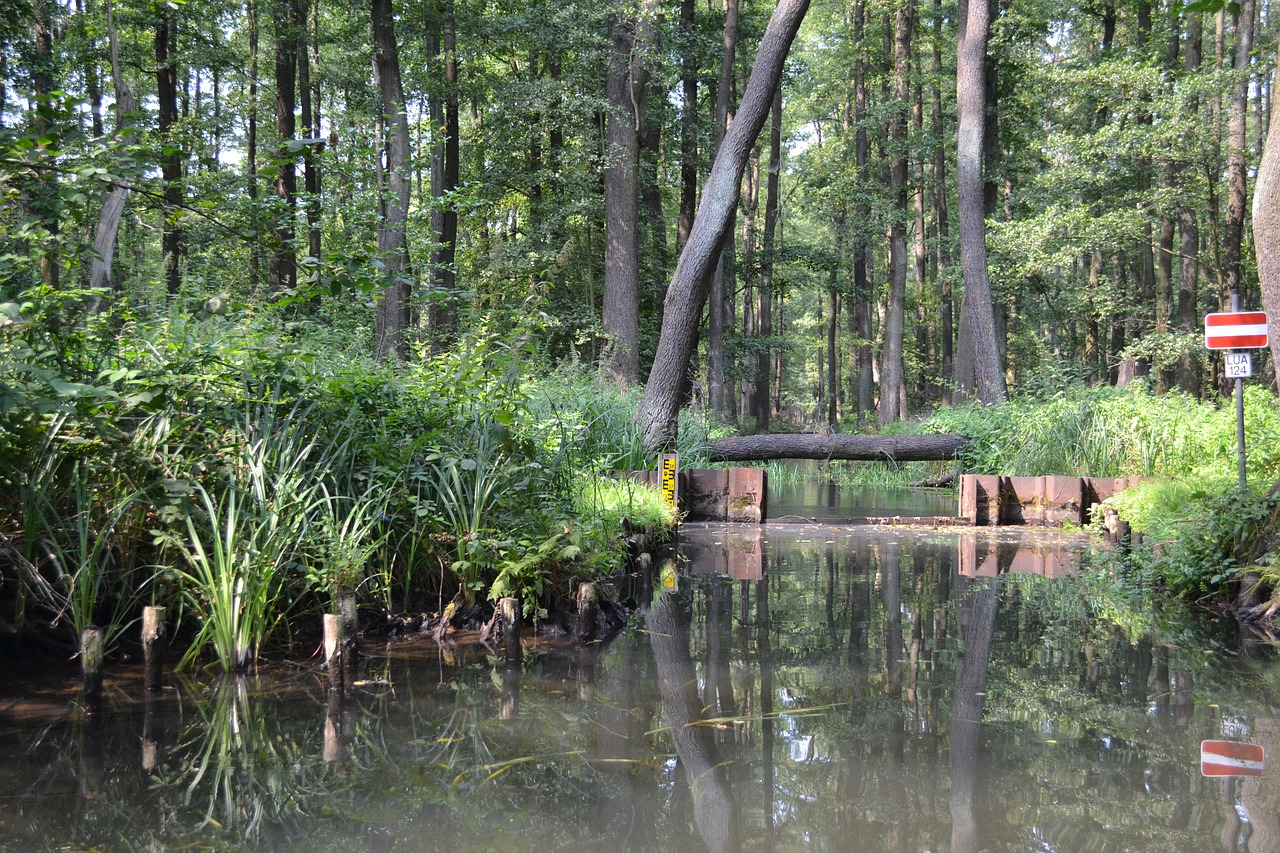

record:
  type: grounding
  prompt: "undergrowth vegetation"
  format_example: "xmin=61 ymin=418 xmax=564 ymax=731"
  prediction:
xmin=0 ymin=286 xmax=679 ymax=669
xmin=920 ymin=381 xmax=1280 ymax=608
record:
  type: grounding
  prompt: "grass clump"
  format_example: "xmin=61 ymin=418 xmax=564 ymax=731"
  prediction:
xmin=920 ymin=381 xmax=1280 ymax=482
xmin=0 ymin=289 xmax=683 ymax=669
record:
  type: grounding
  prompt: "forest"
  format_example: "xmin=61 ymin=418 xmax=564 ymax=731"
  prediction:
xmin=4 ymin=0 xmax=1280 ymax=667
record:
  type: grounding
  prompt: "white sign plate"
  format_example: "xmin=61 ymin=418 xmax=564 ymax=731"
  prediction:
xmin=1225 ymin=352 xmax=1253 ymax=379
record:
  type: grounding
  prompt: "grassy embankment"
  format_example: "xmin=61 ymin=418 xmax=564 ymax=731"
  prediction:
xmin=1 ymin=291 xmax=688 ymax=670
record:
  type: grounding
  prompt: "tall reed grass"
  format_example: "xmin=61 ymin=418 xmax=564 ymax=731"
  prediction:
xmin=922 ymin=382 xmax=1280 ymax=482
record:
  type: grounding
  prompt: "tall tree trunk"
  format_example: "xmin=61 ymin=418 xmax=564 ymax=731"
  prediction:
xmin=30 ymin=0 xmax=60 ymax=291
xmin=636 ymin=0 xmax=811 ymax=451
xmin=641 ymin=74 xmax=669 ymax=279
xmin=853 ymin=0 xmax=874 ymax=426
xmin=1223 ymin=0 xmax=1255 ymax=305
xmin=678 ymin=0 xmax=698 ymax=249
xmin=1176 ymin=205 xmax=1202 ymax=395
xmin=755 ymin=87 xmax=781 ymax=434
xmin=247 ymin=0 xmax=261 ymax=293
xmin=428 ymin=0 xmax=460 ymax=343
xmin=954 ymin=0 xmax=1005 ymax=404
xmin=879 ymin=0 xmax=911 ymax=426
xmin=707 ymin=0 xmax=740 ymax=416
xmin=932 ymin=0 xmax=953 ymax=403
xmin=739 ymin=147 xmax=760 ymax=422
xmin=300 ymin=0 xmax=321 ymax=266
xmin=156 ymin=1 xmax=182 ymax=296
xmin=371 ymin=0 xmax=413 ymax=361
xmin=827 ymin=283 xmax=839 ymax=427
xmin=912 ymin=52 xmax=929 ymax=405
xmin=603 ymin=0 xmax=654 ymax=384
xmin=270 ymin=0 xmax=300 ymax=295
xmin=89 ymin=0 xmax=140 ymax=298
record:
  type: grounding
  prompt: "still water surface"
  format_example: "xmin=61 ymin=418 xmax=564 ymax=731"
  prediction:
xmin=2 ymin=517 xmax=1279 ymax=851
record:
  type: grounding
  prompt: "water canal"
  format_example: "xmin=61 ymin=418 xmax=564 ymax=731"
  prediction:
xmin=2 ymin=493 xmax=1279 ymax=851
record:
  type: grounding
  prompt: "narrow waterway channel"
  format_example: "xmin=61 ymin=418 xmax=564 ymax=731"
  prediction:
xmin=2 ymin=511 xmax=1279 ymax=851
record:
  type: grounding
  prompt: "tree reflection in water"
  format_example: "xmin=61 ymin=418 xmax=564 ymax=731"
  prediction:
xmin=6 ymin=524 xmax=1280 ymax=850
xmin=648 ymin=582 xmax=742 ymax=853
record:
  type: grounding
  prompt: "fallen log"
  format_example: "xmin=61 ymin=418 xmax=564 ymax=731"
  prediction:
xmin=709 ymin=433 xmax=969 ymax=462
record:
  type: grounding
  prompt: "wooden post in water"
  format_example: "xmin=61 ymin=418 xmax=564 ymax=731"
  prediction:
xmin=499 ymin=663 xmax=520 ymax=720
xmin=499 ymin=596 xmax=521 ymax=662
xmin=576 ymin=582 xmax=599 ymax=640
xmin=338 ymin=590 xmax=358 ymax=647
xmin=337 ymin=589 xmax=358 ymax=683
xmin=142 ymin=606 xmax=167 ymax=695
xmin=80 ymin=626 xmax=104 ymax=715
xmin=322 ymin=612 xmax=352 ymax=763
xmin=323 ymin=613 xmax=344 ymax=675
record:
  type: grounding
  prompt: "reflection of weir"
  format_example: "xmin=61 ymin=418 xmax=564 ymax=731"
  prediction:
xmin=677 ymin=526 xmax=764 ymax=581
xmin=957 ymin=533 xmax=1079 ymax=578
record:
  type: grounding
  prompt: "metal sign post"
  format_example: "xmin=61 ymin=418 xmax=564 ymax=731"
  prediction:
xmin=1205 ymin=305 xmax=1269 ymax=492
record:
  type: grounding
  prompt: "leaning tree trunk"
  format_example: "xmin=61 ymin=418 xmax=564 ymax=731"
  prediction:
xmin=636 ymin=0 xmax=811 ymax=452
xmin=954 ymin=0 xmax=1005 ymax=405
xmin=1256 ymin=44 xmax=1280 ymax=388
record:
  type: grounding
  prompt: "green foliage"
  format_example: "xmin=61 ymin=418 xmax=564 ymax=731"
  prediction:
xmin=921 ymin=381 xmax=1280 ymax=482
xmin=1111 ymin=483 xmax=1280 ymax=597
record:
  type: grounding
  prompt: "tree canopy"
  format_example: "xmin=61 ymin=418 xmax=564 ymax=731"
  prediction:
xmin=2 ymin=0 xmax=1278 ymax=429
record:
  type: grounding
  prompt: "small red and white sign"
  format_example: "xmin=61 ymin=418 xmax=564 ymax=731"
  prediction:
xmin=1201 ymin=740 xmax=1265 ymax=777
xmin=1205 ymin=311 xmax=1269 ymax=350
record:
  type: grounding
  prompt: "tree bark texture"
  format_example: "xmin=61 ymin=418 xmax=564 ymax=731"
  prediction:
xmin=270 ymin=0 xmax=300 ymax=295
xmin=636 ymin=0 xmax=811 ymax=451
xmin=709 ymin=432 xmax=970 ymax=462
xmin=879 ymin=0 xmax=911 ymax=426
xmin=428 ymin=0 xmax=460 ymax=342
xmin=707 ymin=0 xmax=739 ymax=417
xmin=156 ymin=1 xmax=183 ymax=295
xmin=1256 ymin=45 xmax=1280 ymax=387
xmin=755 ymin=86 xmax=781 ymax=434
xmin=678 ymin=0 xmax=697 ymax=249
xmin=300 ymin=0 xmax=321 ymax=265
xmin=90 ymin=0 xmax=139 ymax=297
xmin=853 ymin=0 xmax=874 ymax=426
xmin=372 ymin=0 xmax=413 ymax=361
xmin=603 ymin=3 xmax=650 ymax=384
xmin=954 ymin=0 xmax=1006 ymax=404
xmin=247 ymin=0 xmax=261 ymax=291
xmin=932 ymin=0 xmax=953 ymax=401
xmin=1223 ymin=0 xmax=1255 ymax=304
xmin=646 ymin=592 xmax=741 ymax=853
